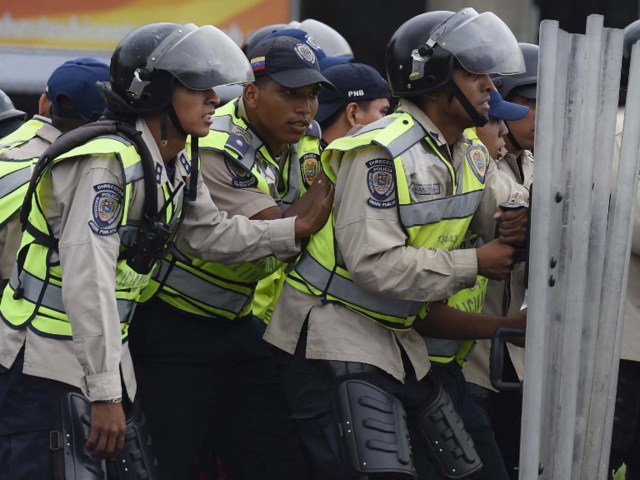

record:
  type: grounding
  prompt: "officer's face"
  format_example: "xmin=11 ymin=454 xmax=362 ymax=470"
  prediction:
xmin=450 ymin=68 xmax=494 ymax=124
xmin=171 ymin=85 xmax=220 ymax=138
xmin=247 ymin=78 xmax=320 ymax=152
xmin=476 ymin=118 xmax=508 ymax=159
xmin=505 ymin=94 xmax=536 ymax=151
xmin=353 ymin=98 xmax=391 ymax=125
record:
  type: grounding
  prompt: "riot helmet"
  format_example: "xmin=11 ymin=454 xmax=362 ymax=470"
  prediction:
xmin=106 ymin=22 xmax=253 ymax=116
xmin=241 ymin=24 xmax=289 ymax=56
xmin=622 ymin=19 xmax=640 ymax=96
xmin=386 ymin=8 xmax=524 ymax=126
xmin=492 ymin=43 xmax=538 ymax=100
xmin=289 ymin=19 xmax=353 ymax=58
xmin=0 ymin=89 xmax=26 ymax=138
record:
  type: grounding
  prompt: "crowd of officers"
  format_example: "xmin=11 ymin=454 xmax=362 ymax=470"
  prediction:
xmin=0 ymin=6 xmax=638 ymax=480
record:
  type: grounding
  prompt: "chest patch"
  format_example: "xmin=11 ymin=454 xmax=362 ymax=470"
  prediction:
xmin=466 ymin=145 xmax=488 ymax=184
xmin=412 ymin=183 xmax=441 ymax=196
xmin=225 ymin=157 xmax=258 ymax=188
xmin=366 ymin=158 xmax=396 ymax=208
xmin=89 ymin=183 xmax=123 ymax=236
xmin=300 ymin=152 xmax=322 ymax=188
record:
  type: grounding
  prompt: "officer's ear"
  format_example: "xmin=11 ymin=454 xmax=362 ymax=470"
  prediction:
xmin=38 ymin=93 xmax=52 ymax=118
xmin=345 ymin=102 xmax=359 ymax=127
xmin=243 ymin=83 xmax=260 ymax=109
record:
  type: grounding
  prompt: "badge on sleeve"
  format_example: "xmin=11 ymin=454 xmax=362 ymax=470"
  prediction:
xmin=89 ymin=183 xmax=123 ymax=236
xmin=366 ymin=158 xmax=396 ymax=208
xmin=466 ymin=145 xmax=488 ymax=184
xmin=300 ymin=152 xmax=322 ymax=188
xmin=224 ymin=158 xmax=258 ymax=188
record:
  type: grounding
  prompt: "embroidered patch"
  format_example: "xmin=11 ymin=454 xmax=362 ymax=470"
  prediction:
xmin=179 ymin=152 xmax=191 ymax=175
xmin=305 ymin=34 xmax=322 ymax=52
xmin=155 ymin=163 xmax=163 ymax=184
xmin=225 ymin=157 xmax=257 ymax=188
xmin=366 ymin=158 xmax=396 ymax=208
xmin=300 ymin=153 xmax=322 ymax=188
xmin=89 ymin=183 xmax=123 ymax=236
xmin=466 ymin=145 xmax=488 ymax=184
xmin=412 ymin=183 xmax=441 ymax=196
xmin=227 ymin=125 xmax=253 ymax=157
xmin=294 ymin=43 xmax=316 ymax=65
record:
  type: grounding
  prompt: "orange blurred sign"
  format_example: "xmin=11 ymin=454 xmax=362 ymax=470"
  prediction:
xmin=0 ymin=0 xmax=290 ymax=50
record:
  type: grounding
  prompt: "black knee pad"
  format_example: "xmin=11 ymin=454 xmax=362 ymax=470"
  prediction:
xmin=417 ymin=373 xmax=483 ymax=479
xmin=337 ymin=378 xmax=416 ymax=478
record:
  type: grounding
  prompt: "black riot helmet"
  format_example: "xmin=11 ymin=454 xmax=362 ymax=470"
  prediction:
xmin=241 ymin=24 xmax=289 ymax=56
xmin=0 ymin=89 xmax=26 ymax=138
xmin=386 ymin=8 xmax=524 ymax=126
xmin=622 ymin=19 xmax=640 ymax=98
xmin=492 ymin=43 xmax=538 ymax=100
xmin=105 ymin=22 xmax=253 ymax=115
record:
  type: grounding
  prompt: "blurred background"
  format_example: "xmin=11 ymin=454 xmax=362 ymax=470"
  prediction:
xmin=1 ymin=0 xmax=637 ymax=115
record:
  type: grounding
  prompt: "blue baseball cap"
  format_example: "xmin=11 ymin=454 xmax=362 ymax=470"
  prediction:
xmin=259 ymin=28 xmax=352 ymax=72
xmin=247 ymin=36 xmax=333 ymax=89
xmin=46 ymin=57 xmax=110 ymax=122
xmin=488 ymin=89 xmax=529 ymax=121
xmin=316 ymin=63 xmax=390 ymax=124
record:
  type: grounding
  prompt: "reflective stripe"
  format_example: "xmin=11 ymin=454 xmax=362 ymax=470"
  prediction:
xmin=210 ymin=115 xmax=232 ymax=132
xmin=399 ymin=190 xmax=483 ymax=227
xmin=10 ymin=267 xmax=135 ymax=321
xmin=0 ymin=165 xmax=31 ymax=198
xmin=154 ymin=259 xmax=252 ymax=315
xmin=294 ymin=252 xmax=422 ymax=318
xmin=384 ymin=122 xmax=426 ymax=158
xmin=424 ymin=337 xmax=461 ymax=361
xmin=353 ymin=116 xmax=397 ymax=136
xmin=124 ymin=162 xmax=144 ymax=183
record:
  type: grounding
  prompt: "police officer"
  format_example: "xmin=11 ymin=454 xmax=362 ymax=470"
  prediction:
xmin=0 ymin=89 xmax=26 ymax=138
xmin=0 ymin=22 xmax=331 ymax=479
xmin=129 ymin=34 xmax=333 ymax=479
xmin=0 ymin=58 xmax=109 ymax=292
xmin=316 ymin=62 xmax=391 ymax=148
xmin=264 ymin=8 xmax=528 ymax=479
xmin=462 ymin=43 xmax=538 ymax=479
xmin=608 ymin=20 xmax=640 ymax=480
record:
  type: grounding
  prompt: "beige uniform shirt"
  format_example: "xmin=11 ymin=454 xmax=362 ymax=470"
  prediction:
xmin=199 ymin=98 xmax=279 ymax=218
xmin=613 ymin=108 xmax=640 ymax=362
xmin=0 ymin=117 xmax=60 ymax=281
xmin=462 ymin=150 xmax=533 ymax=390
xmin=264 ymin=100 xmax=528 ymax=382
xmin=0 ymin=119 xmax=299 ymax=402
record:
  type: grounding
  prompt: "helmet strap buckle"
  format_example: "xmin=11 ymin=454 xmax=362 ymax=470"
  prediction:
xmin=127 ymin=68 xmax=151 ymax=100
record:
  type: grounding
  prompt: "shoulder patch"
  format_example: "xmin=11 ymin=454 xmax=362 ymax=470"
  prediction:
xmin=224 ymin=157 xmax=258 ymax=188
xmin=226 ymin=125 xmax=253 ymax=157
xmin=88 ymin=183 xmax=123 ymax=236
xmin=300 ymin=152 xmax=322 ymax=188
xmin=179 ymin=152 xmax=191 ymax=175
xmin=365 ymin=158 xmax=396 ymax=208
xmin=466 ymin=144 xmax=488 ymax=184
xmin=155 ymin=163 xmax=163 ymax=184
xmin=305 ymin=121 xmax=321 ymax=139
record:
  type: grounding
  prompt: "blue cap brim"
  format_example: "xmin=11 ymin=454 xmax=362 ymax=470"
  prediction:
xmin=489 ymin=100 xmax=529 ymax=121
xmin=268 ymin=68 xmax=334 ymax=89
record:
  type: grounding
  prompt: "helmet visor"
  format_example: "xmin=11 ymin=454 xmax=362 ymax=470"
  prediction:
xmin=155 ymin=25 xmax=254 ymax=90
xmin=437 ymin=11 xmax=525 ymax=75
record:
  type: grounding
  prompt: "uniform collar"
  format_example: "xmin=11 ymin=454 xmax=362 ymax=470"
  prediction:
xmin=34 ymin=118 xmax=62 ymax=145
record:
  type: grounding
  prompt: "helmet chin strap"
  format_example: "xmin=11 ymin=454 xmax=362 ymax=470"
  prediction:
xmin=164 ymin=103 xmax=199 ymax=202
xmin=448 ymin=80 xmax=489 ymax=127
xmin=504 ymin=122 xmax=525 ymax=153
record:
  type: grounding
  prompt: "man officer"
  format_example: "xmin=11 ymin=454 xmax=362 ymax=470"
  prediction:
xmin=264 ymin=8 xmax=528 ymax=479
xmin=129 ymin=34 xmax=333 ymax=479
xmin=0 ymin=22 xmax=331 ymax=479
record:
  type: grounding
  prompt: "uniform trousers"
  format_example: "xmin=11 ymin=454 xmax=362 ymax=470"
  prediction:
xmin=0 ymin=348 xmax=55 ymax=480
xmin=273 ymin=321 xmax=453 ymax=480
xmin=430 ymin=362 xmax=510 ymax=480
xmin=129 ymin=298 xmax=306 ymax=480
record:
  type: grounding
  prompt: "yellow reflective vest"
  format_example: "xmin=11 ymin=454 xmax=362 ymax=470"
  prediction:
xmin=286 ymin=111 xmax=488 ymax=331
xmin=0 ymin=117 xmax=49 ymax=227
xmin=0 ymin=135 xmax=177 ymax=340
xmin=143 ymin=99 xmax=322 ymax=320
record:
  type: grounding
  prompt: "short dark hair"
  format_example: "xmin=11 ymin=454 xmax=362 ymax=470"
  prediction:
xmin=319 ymin=99 xmax=375 ymax=130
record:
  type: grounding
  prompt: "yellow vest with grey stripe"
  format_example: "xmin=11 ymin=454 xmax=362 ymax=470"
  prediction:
xmin=0 ymin=118 xmax=49 ymax=227
xmin=0 ymin=135 xmax=179 ymax=339
xmin=286 ymin=111 xmax=488 ymax=331
xmin=143 ymin=99 xmax=322 ymax=320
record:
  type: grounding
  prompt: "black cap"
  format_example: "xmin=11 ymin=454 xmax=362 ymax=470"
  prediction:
xmin=247 ymin=36 xmax=333 ymax=89
xmin=316 ymin=63 xmax=390 ymax=124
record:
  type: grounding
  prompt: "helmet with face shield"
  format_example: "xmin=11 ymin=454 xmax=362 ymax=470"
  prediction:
xmin=386 ymin=8 xmax=524 ymax=126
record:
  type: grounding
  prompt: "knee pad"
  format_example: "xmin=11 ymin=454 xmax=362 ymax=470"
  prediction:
xmin=417 ymin=373 xmax=483 ymax=479
xmin=336 ymin=378 xmax=416 ymax=478
xmin=50 ymin=392 xmax=159 ymax=480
